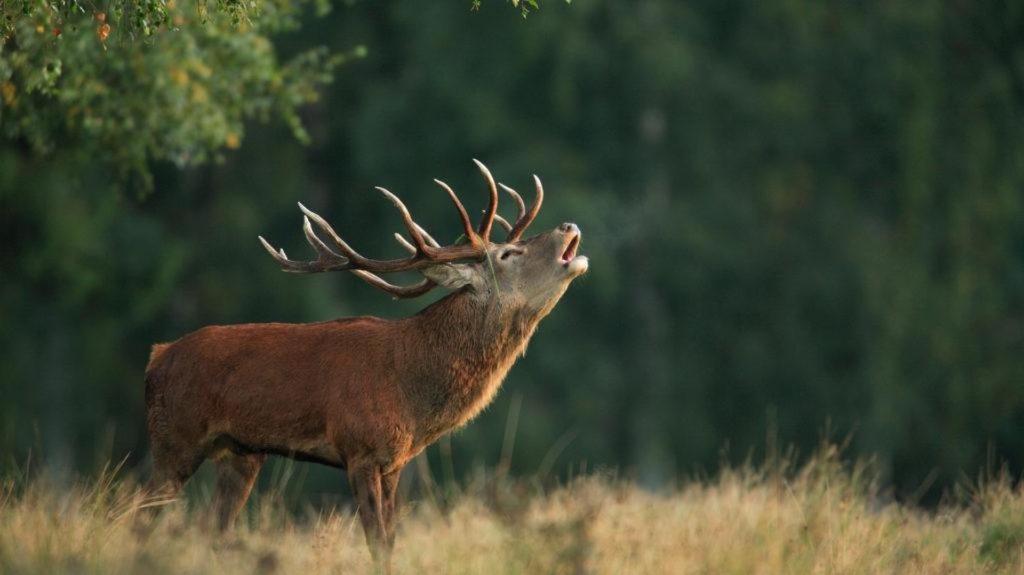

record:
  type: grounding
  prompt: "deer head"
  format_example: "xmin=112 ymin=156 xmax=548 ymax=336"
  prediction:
xmin=258 ymin=160 xmax=588 ymax=315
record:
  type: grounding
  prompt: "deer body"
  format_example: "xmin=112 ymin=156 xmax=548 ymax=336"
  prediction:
xmin=146 ymin=290 xmax=549 ymax=474
xmin=144 ymin=162 xmax=587 ymax=572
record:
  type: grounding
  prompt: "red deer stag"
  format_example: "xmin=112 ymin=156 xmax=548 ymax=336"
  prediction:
xmin=144 ymin=160 xmax=588 ymax=570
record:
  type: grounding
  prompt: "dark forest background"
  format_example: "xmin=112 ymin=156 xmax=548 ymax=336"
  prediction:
xmin=2 ymin=0 xmax=1023 ymax=504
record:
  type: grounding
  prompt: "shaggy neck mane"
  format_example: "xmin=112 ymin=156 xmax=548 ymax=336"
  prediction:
xmin=402 ymin=289 xmax=546 ymax=440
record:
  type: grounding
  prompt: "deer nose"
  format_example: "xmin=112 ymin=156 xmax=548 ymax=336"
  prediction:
xmin=559 ymin=222 xmax=579 ymax=234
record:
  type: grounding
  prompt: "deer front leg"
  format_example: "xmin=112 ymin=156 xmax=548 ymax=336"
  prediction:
xmin=348 ymin=465 xmax=390 ymax=573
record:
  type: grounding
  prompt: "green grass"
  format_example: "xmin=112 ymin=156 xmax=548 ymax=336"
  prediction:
xmin=1 ymin=449 xmax=1023 ymax=574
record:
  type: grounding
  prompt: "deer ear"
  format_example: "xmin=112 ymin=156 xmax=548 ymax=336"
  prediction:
xmin=421 ymin=263 xmax=479 ymax=291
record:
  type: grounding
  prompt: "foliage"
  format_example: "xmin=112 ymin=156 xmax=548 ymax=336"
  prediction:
xmin=0 ymin=0 xmax=345 ymax=187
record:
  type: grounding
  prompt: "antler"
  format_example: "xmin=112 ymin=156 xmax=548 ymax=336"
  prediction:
xmin=259 ymin=161 xmax=509 ymax=299
xmin=498 ymin=174 xmax=544 ymax=242
xmin=473 ymin=159 xmax=500 ymax=241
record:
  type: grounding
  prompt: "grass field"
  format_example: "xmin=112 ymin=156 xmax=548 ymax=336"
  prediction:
xmin=2 ymin=448 xmax=1024 ymax=574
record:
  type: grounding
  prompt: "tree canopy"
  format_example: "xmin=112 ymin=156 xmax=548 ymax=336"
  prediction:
xmin=0 ymin=0 xmax=551 ymax=187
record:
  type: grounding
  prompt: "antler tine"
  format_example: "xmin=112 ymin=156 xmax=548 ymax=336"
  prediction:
xmin=352 ymin=270 xmax=436 ymax=299
xmin=302 ymin=216 xmax=345 ymax=262
xmin=259 ymin=235 xmax=288 ymax=265
xmin=298 ymin=202 xmax=368 ymax=263
xmin=259 ymin=233 xmax=349 ymax=274
xmin=374 ymin=187 xmax=432 ymax=255
xmin=494 ymin=213 xmax=513 ymax=234
xmin=394 ymin=232 xmax=417 ymax=254
xmin=435 ymin=178 xmax=480 ymax=246
xmin=498 ymin=183 xmax=526 ymax=224
xmin=472 ymin=159 xmax=499 ymax=242
xmin=507 ymin=175 xmax=544 ymax=241
xmin=413 ymin=223 xmax=441 ymax=248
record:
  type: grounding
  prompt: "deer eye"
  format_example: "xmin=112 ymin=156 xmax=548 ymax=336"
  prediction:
xmin=499 ymin=249 xmax=523 ymax=261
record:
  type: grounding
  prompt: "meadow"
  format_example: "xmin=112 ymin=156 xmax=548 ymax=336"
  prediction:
xmin=2 ymin=447 xmax=1023 ymax=574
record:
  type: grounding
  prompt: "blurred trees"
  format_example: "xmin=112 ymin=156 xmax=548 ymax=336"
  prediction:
xmin=2 ymin=0 xmax=1023 ymax=502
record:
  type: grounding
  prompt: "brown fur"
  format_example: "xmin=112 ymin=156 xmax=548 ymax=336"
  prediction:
xmin=143 ymin=223 xmax=587 ymax=571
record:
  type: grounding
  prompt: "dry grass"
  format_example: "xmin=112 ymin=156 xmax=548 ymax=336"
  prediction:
xmin=2 ymin=449 xmax=1024 ymax=574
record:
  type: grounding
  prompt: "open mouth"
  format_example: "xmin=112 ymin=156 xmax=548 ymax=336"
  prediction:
xmin=561 ymin=233 xmax=580 ymax=265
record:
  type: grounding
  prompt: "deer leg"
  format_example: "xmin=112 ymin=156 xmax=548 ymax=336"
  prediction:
xmin=381 ymin=468 xmax=403 ymax=552
xmin=349 ymin=465 xmax=390 ymax=572
xmin=135 ymin=442 xmax=204 ymax=536
xmin=212 ymin=453 xmax=266 ymax=532
xmin=146 ymin=441 xmax=204 ymax=501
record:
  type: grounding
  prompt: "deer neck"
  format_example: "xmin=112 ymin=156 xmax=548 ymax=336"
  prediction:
xmin=402 ymin=290 xmax=544 ymax=440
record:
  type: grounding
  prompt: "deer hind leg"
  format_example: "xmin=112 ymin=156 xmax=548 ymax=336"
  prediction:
xmin=136 ymin=441 xmax=205 ymax=536
xmin=212 ymin=453 xmax=267 ymax=532
xmin=144 ymin=390 xmax=206 ymax=502
xmin=381 ymin=469 xmax=403 ymax=552
xmin=348 ymin=465 xmax=391 ymax=572
xmin=146 ymin=441 xmax=205 ymax=501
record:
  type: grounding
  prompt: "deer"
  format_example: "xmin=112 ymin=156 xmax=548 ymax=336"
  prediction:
xmin=143 ymin=160 xmax=588 ymax=571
